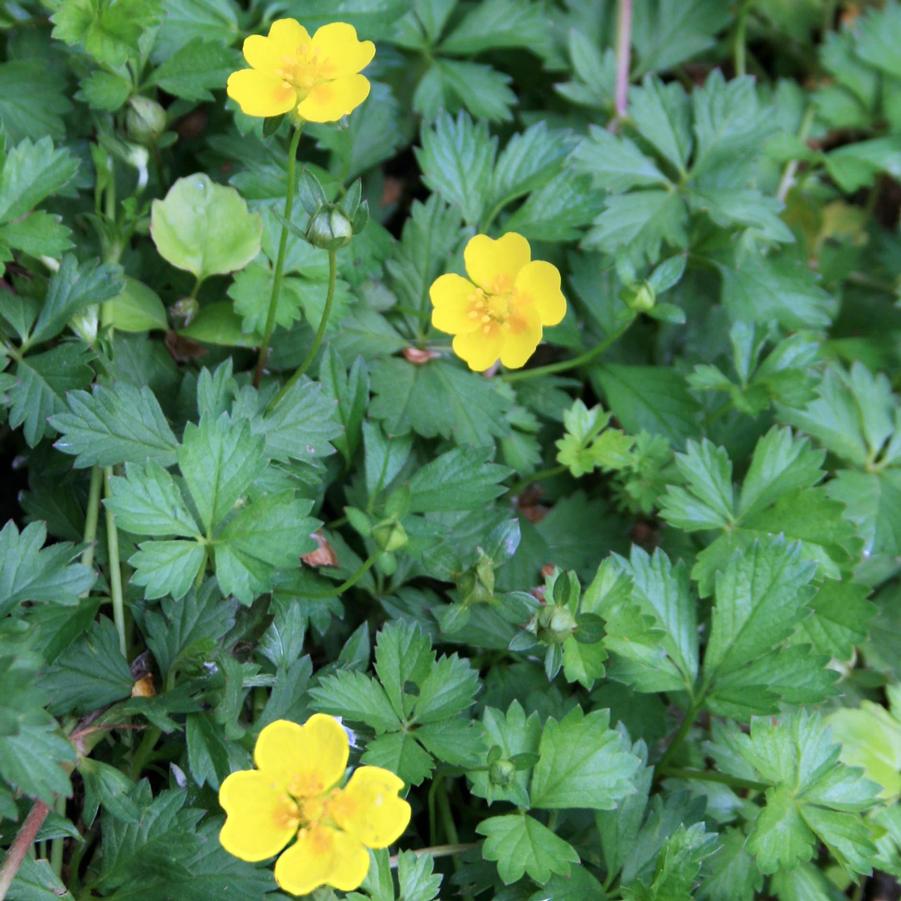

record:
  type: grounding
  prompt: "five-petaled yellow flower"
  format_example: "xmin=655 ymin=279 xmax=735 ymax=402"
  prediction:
xmin=430 ymin=233 xmax=567 ymax=372
xmin=219 ymin=714 xmax=410 ymax=896
xmin=227 ymin=19 xmax=375 ymax=122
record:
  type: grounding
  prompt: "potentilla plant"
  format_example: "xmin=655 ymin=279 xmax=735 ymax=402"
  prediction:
xmin=0 ymin=2 xmax=899 ymax=900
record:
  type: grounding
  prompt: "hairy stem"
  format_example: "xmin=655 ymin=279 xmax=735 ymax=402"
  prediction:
xmin=103 ymin=468 xmax=127 ymax=657
xmin=501 ymin=317 xmax=634 ymax=383
xmin=254 ymin=123 xmax=304 ymax=388
xmin=268 ymin=248 xmax=338 ymax=410
xmin=0 ymin=801 xmax=50 ymax=898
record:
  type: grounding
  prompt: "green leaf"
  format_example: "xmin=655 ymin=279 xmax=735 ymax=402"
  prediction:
xmin=106 ymin=463 xmax=199 ymax=537
xmin=704 ymin=539 xmax=816 ymax=679
xmin=797 ymin=581 xmax=875 ymax=662
xmin=504 ymin=169 xmax=603 ymax=242
xmin=415 ymin=111 xmax=497 ymax=226
xmin=103 ymin=278 xmax=169 ymax=333
xmin=0 ymin=521 xmax=93 ymax=617
xmin=660 ymin=439 xmax=734 ymax=530
xmin=362 ymin=731 xmax=435 ymax=786
xmin=477 ymin=814 xmax=580 ymax=885
xmin=311 ymin=671 xmax=400 ymax=734
xmin=150 ymin=174 xmax=263 ymax=281
xmin=32 ymin=256 xmax=122 ymax=348
xmin=593 ymin=364 xmax=700 ymax=444
xmin=856 ymin=0 xmax=901 ymax=78
xmin=213 ymin=493 xmax=317 ymax=604
xmin=406 ymin=447 xmax=510 ymax=513
xmin=0 ymin=720 xmax=75 ymax=805
xmin=8 ymin=343 xmax=94 ymax=446
xmin=51 ymin=383 xmax=179 ymax=469
xmin=149 ymin=38 xmax=238 ymax=101
xmin=708 ymin=712 xmax=881 ymax=875
xmin=0 ymin=63 xmax=73 ymax=143
xmin=630 ymin=77 xmax=693 ymax=173
xmin=571 ymin=127 xmax=669 ymax=192
xmin=42 ymin=617 xmax=133 ymax=714
xmin=153 ymin=0 xmax=240 ymax=57
xmin=374 ymin=621 xmax=434 ymax=721
xmin=584 ymin=190 xmax=688 ymax=265
xmin=440 ymin=0 xmax=550 ymax=56
xmin=177 ymin=414 xmax=265 ymax=534
xmin=52 ymin=0 xmax=162 ymax=67
xmin=0 ymin=137 xmax=78 ymax=229
xmin=396 ymin=851 xmax=442 ymax=901
xmin=632 ymin=0 xmax=731 ymax=75
xmin=130 ymin=540 xmax=206 ymax=601
xmin=416 ymin=58 xmax=517 ymax=123
xmin=180 ymin=302 xmax=260 ymax=348
xmin=370 ymin=358 xmax=512 ymax=446
xmin=716 ymin=252 xmax=834 ymax=330
xmin=530 ymin=706 xmax=641 ymax=810
xmin=8 ymin=856 xmax=75 ymax=901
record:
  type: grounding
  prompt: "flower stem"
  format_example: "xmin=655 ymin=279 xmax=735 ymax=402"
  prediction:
xmin=509 ymin=464 xmax=567 ymax=496
xmin=253 ymin=123 xmax=304 ymax=388
xmin=389 ymin=843 xmax=478 ymax=867
xmin=501 ymin=317 xmax=634 ymax=383
xmin=305 ymin=552 xmax=377 ymax=598
xmin=0 ymin=801 xmax=51 ymax=897
xmin=776 ymin=105 xmax=815 ymax=203
xmin=656 ymin=696 xmax=704 ymax=772
xmin=612 ymin=0 xmax=633 ymax=123
xmin=657 ymin=767 xmax=769 ymax=793
xmin=103 ymin=468 xmax=127 ymax=657
xmin=80 ymin=466 xmax=104 ymax=570
xmin=268 ymin=248 xmax=338 ymax=410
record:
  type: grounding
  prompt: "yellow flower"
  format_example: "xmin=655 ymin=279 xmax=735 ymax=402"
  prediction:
xmin=219 ymin=714 xmax=410 ymax=896
xmin=227 ymin=19 xmax=375 ymax=122
xmin=429 ymin=233 xmax=567 ymax=372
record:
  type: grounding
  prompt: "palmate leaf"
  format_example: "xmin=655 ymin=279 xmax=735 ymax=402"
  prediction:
xmin=477 ymin=814 xmax=580 ymax=885
xmin=707 ymin=711 xmax=882 ymax=875
xmin=0 ymin=136 xmax=78 ymax=226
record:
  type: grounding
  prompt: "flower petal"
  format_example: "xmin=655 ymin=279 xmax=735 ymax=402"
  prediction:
xmin=274 ymin=825 xmax=370 ymax=895
xmin=297 ymin=74 xmax=370 ymax=122
xmin=430 ymin=273 xmax=481 ymax=335
xmin=254 ymin=715 xmax=349 ymax=796
xmin=464 ymin=233 xmax=531 ymax=293
xmin=452 ymin=324 xmax=504 ymax=372
xmin=311 ymin=22 xmax=376 ymax=76
xmin=227 ymin=69 xmax=296 ymax=118
xmin=500 ymin=306 xmax=543 ymax=369
xmin=514 ymin=260 xmax=567 ymax=326
xmin=330 ymin=766 xmax=412 ymax=849
xmin=218 ymin=770 xmax=298 ymax=862
xmin=243 ymin=19 xmax=312 ymax=72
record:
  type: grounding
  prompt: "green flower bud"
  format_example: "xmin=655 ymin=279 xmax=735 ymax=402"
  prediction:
xmin=307 ymin=208 xmax=353 ymax=250
xmin=489 ymin=758 xmax=516 ymax=788
xmin=170 ymin=296 xmax=199 ymax=326
xmin=372 ymin=518 xmax=408 ymax=553
xmin=620 ymin=280 xmax=656 ymax=313
xmin=537 ymin=604 xmax=578 ymax=644
xmin=126 ymin=96 xmax=167 ymax=146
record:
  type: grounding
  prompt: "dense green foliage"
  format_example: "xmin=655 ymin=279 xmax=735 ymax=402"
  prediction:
xmin=0 ymin=0 xmax=900 ymax=898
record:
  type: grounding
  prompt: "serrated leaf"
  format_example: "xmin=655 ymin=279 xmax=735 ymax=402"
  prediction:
xmin=52 ymin=383 xmax=179 ymax=469
xmin=0 ymin=136 xmax=78 ymax=225
xmin=477 ymin=814 xmax=580 ymax=885
xmin=406 ymin=446 xmax=510 ymax=513
xmin=531 ymin=707 xmax=641 ymax=810
xmin=149 ymin=38 xmax=238 ymax=101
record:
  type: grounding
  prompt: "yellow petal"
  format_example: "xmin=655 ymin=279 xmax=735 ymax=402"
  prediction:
xmin=500 ymin=306 xmax=543 ymax=369
xmin=330 ymin=766 xmax=412 ymax=849
xmin=514 ymin=260 xmax=566 ymax=326
xmin=430 ymin=273 xmax=481 ymax=335
xmin=464 ymin=233 xmax=531 ymax=293
xmin=254 ymin=715 xmax=349 ymax=797
xmin=227 ymin=69 xmax=296 ymax=118
xmin=311 ymin=22 xmax=376 ymax=76
xmin=218 ymin=770 xmax=299 ymax=862
xmin=297 ymin=74 xmax=371 ymax=122
xmin=274 ymin=825 xmax=370 ymax=895
xmin=452 ymin=324 xmax=504 ymax=372
xmin=243 ymin=19 xmax=312 ymax=72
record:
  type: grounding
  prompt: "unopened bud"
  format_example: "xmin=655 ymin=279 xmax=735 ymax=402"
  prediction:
xmin=537 ymin=604 xmax=577 ymax=644
xmin=127 ymin=96 xmax=167 ymax=145
xmin=489 ymin=758 xmax=516 ymax=788
xmin=307 ymin=208 xmax=353 ymax=250
xmin=373 ymin=519 xmax=408 ymax=553
xmin=620 ymin=280 xmax=656 ymax=312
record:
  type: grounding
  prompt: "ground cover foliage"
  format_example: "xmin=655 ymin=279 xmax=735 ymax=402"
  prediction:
xmin=0 ymin=0 xmax=900 ymax=898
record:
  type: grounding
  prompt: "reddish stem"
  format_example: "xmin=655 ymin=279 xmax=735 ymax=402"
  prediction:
xmin=0 ymin=800 xmax=51 ymax=898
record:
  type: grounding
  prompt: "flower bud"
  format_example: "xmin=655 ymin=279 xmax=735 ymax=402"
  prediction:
xmin=537 ymin=604 xmax=578 ymax=644
xmin=489 ymin=758 xmax=516 ymax=788
xmin=307 ymin=208 xmax=353 ymax=250
xmin=170 ymin=296 xmax=199 ymax=326
xmin=620 ymin=280 xmax=656 ymax=313
xmin=373 ymin=518 xmax=408 ymax=553
xmin=126 ymin=96 xmax=167 ymax=145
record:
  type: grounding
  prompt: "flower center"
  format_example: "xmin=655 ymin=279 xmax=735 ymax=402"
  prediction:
xmin=466 ymin=288 xmax=516 ymax=333
xmin=273 ymin=797 xmax=301 ymax=832
xmin=278 ymin=49 xmax=335 ymax=95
